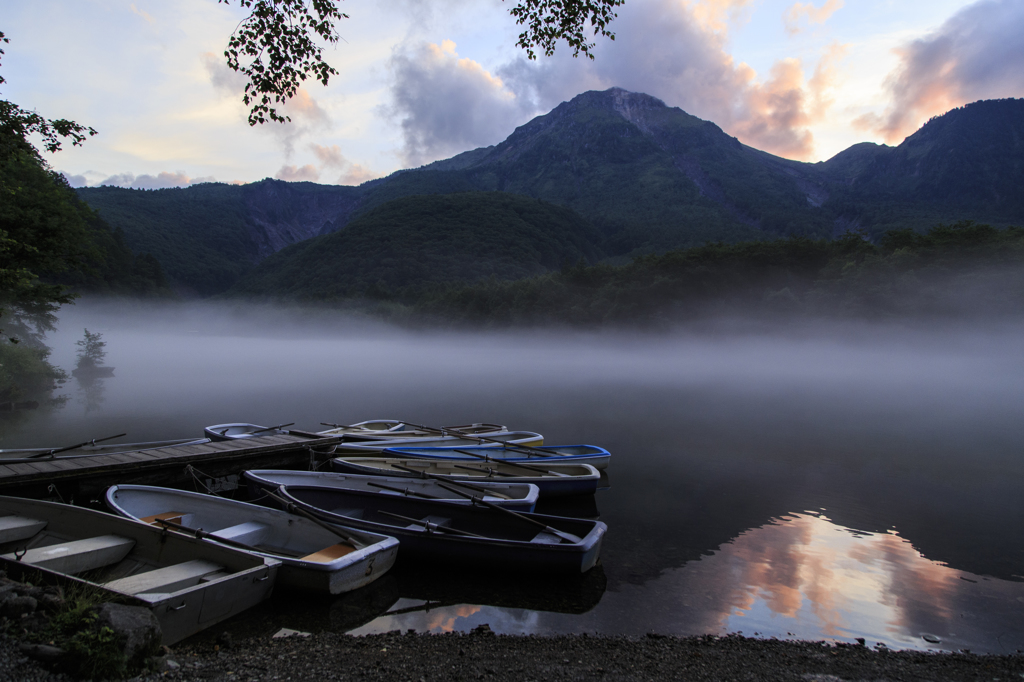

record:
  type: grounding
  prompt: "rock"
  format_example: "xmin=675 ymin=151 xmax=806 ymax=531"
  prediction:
xmin=152 ymin=653 xmax=181 ymax=672
xmin=18 ymin=642 xmax=64 ymax=665
xmin=470 ymin=623 xmax=494 ymax=636
xmin=88 ymin=602 xmax=162 ymax=665
xmin=37 ymin=593 xmax=63 ymax=614
xmin=272 ymin=628 xmax=311 ymax=639
xmin=1 ymin=596 xmax=37 ymax=619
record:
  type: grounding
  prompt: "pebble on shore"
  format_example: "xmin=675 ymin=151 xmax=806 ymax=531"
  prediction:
xmin=6 ymin=626 xmax=1023 ymax=681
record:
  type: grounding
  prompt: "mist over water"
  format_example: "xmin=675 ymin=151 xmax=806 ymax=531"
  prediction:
xmin=4 ymin=298 xmax=1023 ymax=652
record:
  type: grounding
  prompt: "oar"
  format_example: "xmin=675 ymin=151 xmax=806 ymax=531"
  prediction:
xmin=387 ymin=464 xmax=513 ymax=499
xmin=436 ymin=482 xmax=582 ymax=544
xmin=249 ymin=422 xmax=295 ymax=435
xmin=154 ymin=517 xmax=304 ymax=556
xmin=367 ymin=481 xmax=442 ymax=499
xmin=28 ymin=433 xmax=128 ymax=459
xmin=452 ymin=463 xmax=517 ymax=478
xmin=451 ymin=449 xmax=567 ymax=476
xmin=261 ymin=489 xmax=366 ymax=548
xmin=376 ymin=510 xmax=490 ymax=538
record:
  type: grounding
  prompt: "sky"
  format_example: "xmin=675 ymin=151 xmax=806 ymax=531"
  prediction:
xmin=3 ymin=0 xmax=1022 ymax=189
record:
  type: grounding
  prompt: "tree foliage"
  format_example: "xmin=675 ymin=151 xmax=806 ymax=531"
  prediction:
xmin=220 ymin=0 xmax=626 ymax=125
xmin=508 ymin=0 xmax=625 ymax=60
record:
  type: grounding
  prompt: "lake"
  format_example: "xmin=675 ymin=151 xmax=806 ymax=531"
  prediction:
xmin=3 ymin=299 xmax=1023 ymax=653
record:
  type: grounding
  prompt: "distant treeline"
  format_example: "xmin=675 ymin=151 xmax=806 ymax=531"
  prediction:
xmin=406 ymin=222 xmax=1024 ymax=325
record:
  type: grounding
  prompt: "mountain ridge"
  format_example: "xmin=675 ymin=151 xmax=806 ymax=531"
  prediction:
xmin=76 ymin=90 xmax=1024 ymax=295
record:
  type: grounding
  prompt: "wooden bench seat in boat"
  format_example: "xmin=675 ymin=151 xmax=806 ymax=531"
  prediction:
xmin=0 ymin=515 xmax=47 ymax=543
xmin=139 ymin=511 xmax=187 ymax=526
xmin=1 ymin=535 xmax=135 ymax=574
xmin=209 ymin=521 xmax=269 ymax=545
xmin=104 ymin=559 xmax=225 ymax=595
xmin=299 ymin=543 xmax=356 ymax=563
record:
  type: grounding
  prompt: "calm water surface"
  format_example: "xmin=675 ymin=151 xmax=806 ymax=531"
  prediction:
xmin=3 ymin=300 xmax=1023 ymax=653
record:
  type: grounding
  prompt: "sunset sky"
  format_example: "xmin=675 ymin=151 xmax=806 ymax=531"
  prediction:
xmin=3 ymin=0 xmax=1022 ymax=188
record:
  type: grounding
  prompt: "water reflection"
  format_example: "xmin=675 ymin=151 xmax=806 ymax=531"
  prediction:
xmin=5 ymin=300 xmax=1024 ymax=653
xmin=353 ymin=514 xmax=1024 ymax=654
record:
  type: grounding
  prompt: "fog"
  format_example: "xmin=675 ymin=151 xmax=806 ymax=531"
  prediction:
xmin=3 ymin=298 xmax=1023 ymax=651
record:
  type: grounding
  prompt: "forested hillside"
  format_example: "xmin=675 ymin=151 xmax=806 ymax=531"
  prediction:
xmin=229 ymin=193 xmax=602 ymax=299
xmin=414 ymin=222 xmax=1024 ymax=325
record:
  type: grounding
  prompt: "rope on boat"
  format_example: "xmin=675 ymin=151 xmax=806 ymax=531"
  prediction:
xmin=184 ymin=464 xmax=226 ymax=497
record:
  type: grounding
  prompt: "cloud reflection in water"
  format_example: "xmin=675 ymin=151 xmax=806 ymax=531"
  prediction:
xmin=354 ymin=513 xmax=1024 ymax=654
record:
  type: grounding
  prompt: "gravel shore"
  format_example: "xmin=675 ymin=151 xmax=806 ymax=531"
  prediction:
xmin=7 ymin=627 xmax=1023 ymax=681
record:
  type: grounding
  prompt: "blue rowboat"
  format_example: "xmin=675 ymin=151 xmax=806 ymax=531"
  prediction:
xmin=330 ymin=457 xmax=600 ymax=498
xmin=275 ymin=485 xmax=606 ymax=574
xmin=385 ymin=444 xmax=611 ymax=471
xmin=243 ymin=469 xmax=540 ymax=512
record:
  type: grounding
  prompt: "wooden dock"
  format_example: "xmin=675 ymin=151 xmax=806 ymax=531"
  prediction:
xmin=0 ymin=432 xmax=343 ymax=502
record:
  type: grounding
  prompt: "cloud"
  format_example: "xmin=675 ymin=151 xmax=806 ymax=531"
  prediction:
xmin=687 ymin=0 xmax=757 ymax=35
xmin=201 ymin=52 xmax=331 ymax=157
xmin=274 ymin=164 xmax=320 ymax=183
xmin=783 ymin=0 xmax=844 ymax=36
xmin=309 ymin=144 xmax=379 ymax=186
xmin=201 ymin=51 xmax=248 ymax=97
xmin=854 ymin=0 xmax=1024 ymax=143
xmin=89 ymin=171 xmax=215 ymax=189
xmin=61 ymin=173 xmax=89 ymax=188
xmin=130 ymin=3 xmax=155 ymax=26
xmin=383 ymin=39 xmax=535 ymax=167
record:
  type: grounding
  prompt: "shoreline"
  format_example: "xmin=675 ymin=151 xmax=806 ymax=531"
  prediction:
xmin=6 ymin=628 xmax=1022 ymax=681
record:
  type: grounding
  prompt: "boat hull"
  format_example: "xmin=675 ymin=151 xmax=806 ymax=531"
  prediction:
xmin=278 ymin=486 xmax=606 ymax=574
xmin=243 ymin=469 xmax=539 ymax=512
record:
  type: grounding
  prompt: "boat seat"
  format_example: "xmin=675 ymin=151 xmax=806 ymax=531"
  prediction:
xmin=330 ymin=508 xmax=364 ymax=519
xmin=210 ymin=521 xmax=269 ymax=545
xmin=104 ymin=559 xmax=225 ymax=595
xmin=529 ymin=531 xmax=564 ymax=544
xmin=300 ymin=543 xmax=357 ymax=563
xmin=0 ymin=515 xmax=47 ymax=544
xmin=139 ymin=511 xmax=188 ymax=526
xmin=3 ymin=535 xmax=135 ymax=574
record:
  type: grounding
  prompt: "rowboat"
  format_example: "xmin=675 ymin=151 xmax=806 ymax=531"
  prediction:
xmin=318 ymin=421 xmax=507 ymax=437
xmin=204 ymin=423 xmax=291 ymax=441
xmin=275 ymin=485 xmax=606 ymax=573
xmin=334 ymin=430 xmax=544 ymax=454
xmin=331 ymin=457 xmax=600 ymax=498
xmin=386 ymin=444 xmax=611 ymax=471
xmin=105 ymin=485 xmax=398 ymax=595
xmin=0 ymin=495 xmax=278 ymax=644
xmin=242 ymin=469 xmax=539 ymax=512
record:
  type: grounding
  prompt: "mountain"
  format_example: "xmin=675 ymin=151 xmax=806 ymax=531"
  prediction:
xmin=76 ymin=91 xmax=1024 ymax=296
xmin=77 ymin=180 xmax=363 ymax=296
xmin=228 ymin=192 xmax=602 ymax=299
xmin=818 ymin=98 xmax=1024 ymax=230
